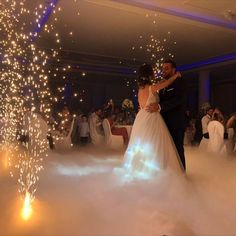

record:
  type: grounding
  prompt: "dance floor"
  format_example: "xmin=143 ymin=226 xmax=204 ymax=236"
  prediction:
xmin=1 ymin=146 xmax=236 ymax=236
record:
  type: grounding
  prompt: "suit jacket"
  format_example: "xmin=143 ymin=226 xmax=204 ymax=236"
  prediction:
xmin=159 ymin=77 xmax=186 ymax=130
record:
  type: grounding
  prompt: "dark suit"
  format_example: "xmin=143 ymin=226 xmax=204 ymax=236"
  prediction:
xmin=159 ymin=77 xmax=187 ymax=170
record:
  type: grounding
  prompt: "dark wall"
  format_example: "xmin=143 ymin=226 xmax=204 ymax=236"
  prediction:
xmin=50 ymin=72 xmax=136 ymax=114
xmin=183 ymin=73 xmax=198 ymax=112
xmin=211 ymin=76 xmax=236 ymax=115
xmin=49 ymin=64 xmax=236 ymax=116
xmin=184 ymin=64 xmax=236 ymax=115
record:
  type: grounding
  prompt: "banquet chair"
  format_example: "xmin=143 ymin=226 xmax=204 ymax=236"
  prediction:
xmin=207 ymin=121 xmax=229 ymax=155
xmin=54 ymin=118 xmax=75 ymax=150
xmin=88 ymin=117 xmax=104 ymax=146
xmin=225 ymin=128 xmax=235 ymax=154
xmin=102 ymin=119 xmax=123 ymax=150
xmin=199 ymin=137 xmax=209 ymax=151
xmin=27 ymin=113 xmax=49 ymax=153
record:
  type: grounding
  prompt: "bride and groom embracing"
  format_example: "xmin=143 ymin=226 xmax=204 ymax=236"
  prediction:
xmin=121 ymin=60 xmax=186 ymax=180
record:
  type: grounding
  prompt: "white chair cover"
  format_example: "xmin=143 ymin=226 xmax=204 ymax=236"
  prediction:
xmin=102 ymin=119 xmax=123 ymax=150
xmin=88 ymin=117 xmax=104 ymax=146
xmin=54 ymin=118 xmax=75 ymax=150
xmin=28 ymin=113 xmax=49 ymax=154
xmin=207 ymin=121 xmax=226 ymax=155
xmin=199 ymin=137 xmax=209 ymax=150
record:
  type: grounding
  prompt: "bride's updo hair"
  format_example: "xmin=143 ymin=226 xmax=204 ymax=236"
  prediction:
xmin=137 ymin=64 xmax=154 ymax=88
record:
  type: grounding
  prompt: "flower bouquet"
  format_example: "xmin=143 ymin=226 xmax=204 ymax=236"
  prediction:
xmin=122 ymin=99 xmax=135 ymax=125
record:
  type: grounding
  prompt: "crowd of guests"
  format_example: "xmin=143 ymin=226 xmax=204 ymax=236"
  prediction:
xmin=52 ymin=101 xmax=236 ymax=152
xmin=47 ymin=99 xmax=136 ymax=149
xmin=4 ymin=99 xmax=235 ymax=154
xmin=183 ymin=104 xmax=236 ymax=154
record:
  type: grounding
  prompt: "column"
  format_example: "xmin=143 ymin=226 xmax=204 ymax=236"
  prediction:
xmin=198 ymin=70 xmax=210 ymax=109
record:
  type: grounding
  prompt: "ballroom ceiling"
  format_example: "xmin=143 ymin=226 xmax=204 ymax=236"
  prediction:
xmin=2 ymin=0 xmax=226 ymax=74
xmin=34 ymin=0 xmax=236 ymax=69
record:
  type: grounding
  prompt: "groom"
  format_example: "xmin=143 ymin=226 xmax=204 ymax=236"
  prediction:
xmin=146 ymin=59 xmax=186 ymax=171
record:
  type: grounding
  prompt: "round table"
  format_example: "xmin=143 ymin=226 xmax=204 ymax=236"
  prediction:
xmin=115 ymin=125 xmax=132 ymax=138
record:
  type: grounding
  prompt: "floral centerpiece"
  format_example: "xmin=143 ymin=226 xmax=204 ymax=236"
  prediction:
xmin=122 ymin=99 xmax=134 ymax=111
xmin=121 ymin=99 xmax=135 ymax=125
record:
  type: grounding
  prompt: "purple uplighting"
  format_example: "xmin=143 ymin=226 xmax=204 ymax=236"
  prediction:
xmin=113 ymin=0 xmax=236 ymax=30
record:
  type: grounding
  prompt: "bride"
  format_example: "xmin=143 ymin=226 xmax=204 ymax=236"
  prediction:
xmin=122 ymin=64 xmax=184 ymax=181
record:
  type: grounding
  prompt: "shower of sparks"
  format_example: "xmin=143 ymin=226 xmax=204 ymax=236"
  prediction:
xmin=21 ymin=191 xmax=33 ymax=221
xmin=131 ymin=14 xmax=176 ymax=83
xmin=0 ymin=0 xmax=53 ymax=213
xmin=0 ymin=0 xmax=80 ymax=218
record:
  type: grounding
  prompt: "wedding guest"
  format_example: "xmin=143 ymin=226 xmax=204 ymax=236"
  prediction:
xmin=201 ymin=107 xmax=214 ymax=139
xmin=79 ymin=115 xmax=90 ymax=145
xmin=214 ymin=106 xmax=226 ymax=120
xmin=114 ymin=107 xmax=124 ymax=124
xmin=104 ymin=99 xmax=115 ymax=117
xmin=226 ymin=113 xmax=236 ymax=129
xmin=226 ymin=113 xmax=236 ymax=151
xmin=19 ymin=103 xmax=31 ymax=143
xmin=184 ymin=119 xmax=196 ymax=146
xmin=193 ymin=112 xmax=204 ymax=145
xmin=71 ymin=109 xmax=83 ymax=145
xmin=89 ymin=108 xmax=104 ymax=135
xmin=57 ymin=106 xmax=72 ymax=136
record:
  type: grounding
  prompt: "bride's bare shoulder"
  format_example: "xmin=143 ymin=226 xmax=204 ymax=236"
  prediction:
xmin=138 ymin=85 xmax=149 ymax=93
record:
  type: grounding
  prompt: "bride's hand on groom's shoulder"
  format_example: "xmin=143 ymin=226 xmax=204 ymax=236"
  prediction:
xmin=146 ymin=103 xmax=160 ymax=113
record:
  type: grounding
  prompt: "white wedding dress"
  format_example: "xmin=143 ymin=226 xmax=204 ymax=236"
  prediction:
xmin=121 ymin=86 xmax=184 ymax=181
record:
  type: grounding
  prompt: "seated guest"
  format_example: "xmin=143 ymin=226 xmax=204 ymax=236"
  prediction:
xmin=201 ymin=107 xmax=214 ymax=139
xmin=193 ymin=112 xmax=204 ymax=145
xmin=47 ymin=111 xmax=57 ymax=149
xmin=71 ymin=110 xmax=83 ymax=145
xmin=214 ymin=106 xmax=226 ymax=121
xmin=18 ymin=103 xmax=31 ymax=143
xmin=107 ymin=115 xmax=129 ymax=145
xmin=57 ymin=106 xmax=72 ymax=136
xmin=114 ymin=107 xmax=124 ymax=124
xmin=103 ymin=99 xmax=114 ymax=117
xmin=89 ymin=108 xmax=104 ymax=135
xmin=184 ymin=119 xmax=196 ymax=146
xmin=226 ymin=112 xmax=236 ymax=143
xmin=199 ymin=107 xmax=214 ymax=150
xmin=21 ymin=105 xmax=48 ymax=150
xmin=79 ymin=115 xmax=90 ymax=145
xmin=226 ymin=113 xmax=236 ymax=129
